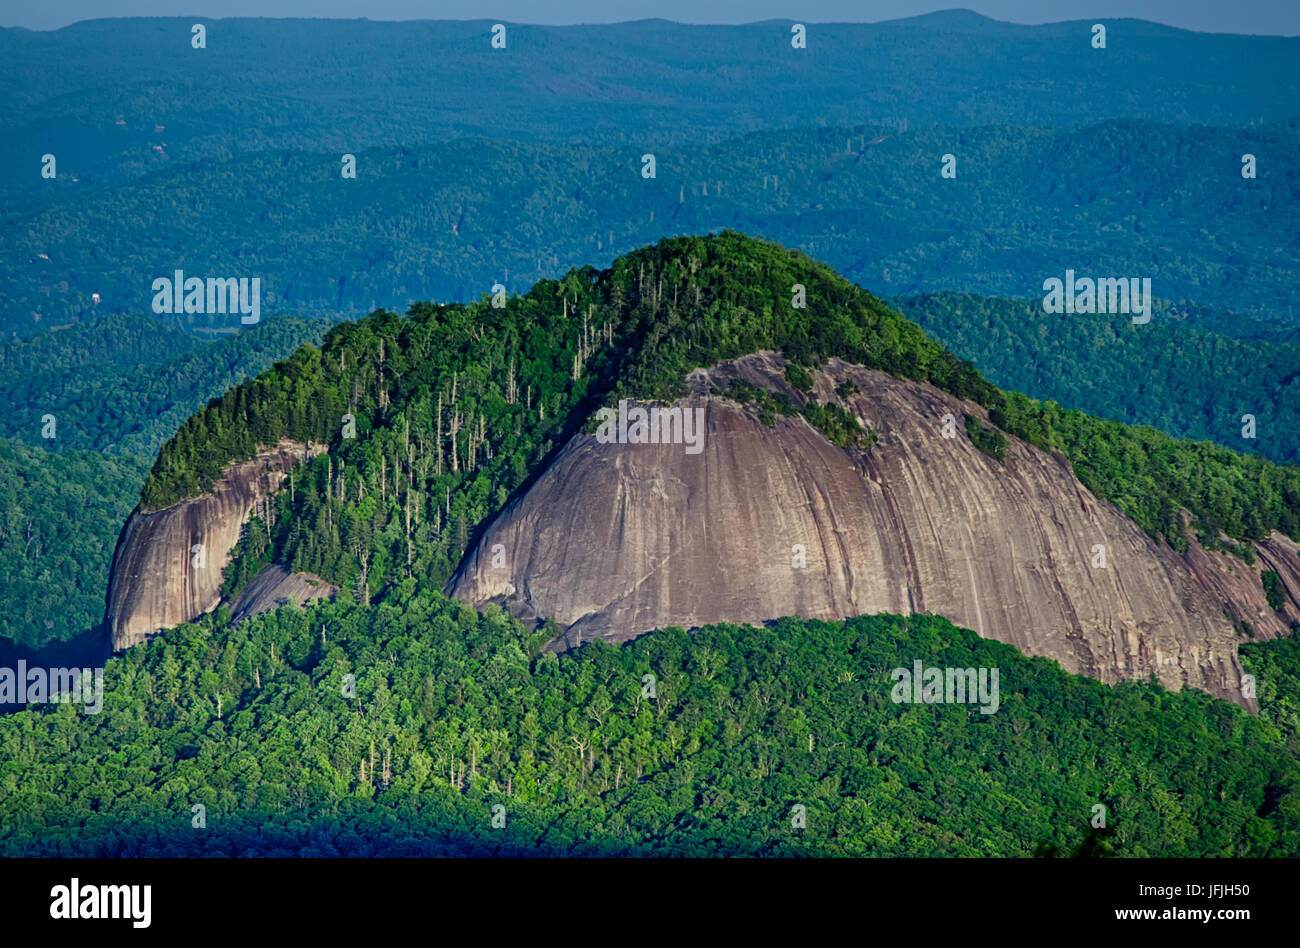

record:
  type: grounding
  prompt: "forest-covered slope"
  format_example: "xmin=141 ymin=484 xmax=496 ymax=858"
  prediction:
xmin=0 ymin=440 xmax=147 ymax=647
xmin=4 ymin=590 xmax=1299 ymax=856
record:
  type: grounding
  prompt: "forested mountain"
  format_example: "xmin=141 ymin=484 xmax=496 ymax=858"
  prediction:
xmin=889 ymin=292 xmax=1300 ymax=465
xmin=8 ymin=119 xmax=1296 ymax=335
xmin=137 ymin=233 xmax=1300 ymax=625
xmin=8 ymin=288 xmax=1299 ymax=653
xmin=4 ymin=13 xmax=1296 ymax=196
xmin=4 ymin=593 xmax=1298 ymax=856
xmin=9 ymin=237 xmax=1300 ymax=653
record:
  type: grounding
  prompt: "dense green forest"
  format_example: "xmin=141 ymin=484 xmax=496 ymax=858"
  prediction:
xmin=9 ymin=119 xmax=1296 ymax=334
xmin=0 ymin=312 xmax=325 ymax=455
xmin=0 ymin=440 xmax=147 ymax=647
xmin=1240 ymin=638 xmax=1300 ymax=744
xmin=140 ymin=233 xmax=1300 ymax=618
xmin=2 ymin=586 xmax=1297 ymax=856
xmin=6 ymin=13 xmax=1296 ymax=200
xmin=890 ymin=292 xmax=1300 ymax=465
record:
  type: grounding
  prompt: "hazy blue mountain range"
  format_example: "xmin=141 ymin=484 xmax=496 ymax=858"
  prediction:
xmin=6 ymin=119 xmax=1296 ymax=336
xmin=4 ymin=13 xmax=1297 ymax=197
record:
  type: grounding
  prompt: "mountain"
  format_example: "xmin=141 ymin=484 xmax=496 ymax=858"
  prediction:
xmin=5 ymin=14 xmax=1297 ymax=195
xmin=15 ymin=284 xmax=1300 ymax=653
xmin=8 ymin=119 xmax=1298 ymax=335
xmin=102 ymin=234 xmax=1300 ymax=709
xmin=13 ymin=278 xmax=1300 ymax=652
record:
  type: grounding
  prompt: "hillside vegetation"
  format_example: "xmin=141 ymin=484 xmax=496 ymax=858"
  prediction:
xmin=2 ymin=586 xmax=1297 ymax=856
xmin=0 ymin=440 xmax=147 ymax=646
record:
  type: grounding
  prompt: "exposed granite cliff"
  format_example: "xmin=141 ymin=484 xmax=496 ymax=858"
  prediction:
xmin=104 ymin=440 xmax=322 ymax=650
xmin=448 ymin=353 xmax=1299 ymax=708
xmin=227 ymin=564 xmax=337 ymax=626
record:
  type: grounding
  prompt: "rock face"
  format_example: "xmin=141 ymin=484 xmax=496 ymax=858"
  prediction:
xmin=104 ymin=440 xmax=321 ymax=651
xmin=448 ymin=353 xmax=1300 ymax=708
xmin=228 ymin=564 xmax=337 ymax=626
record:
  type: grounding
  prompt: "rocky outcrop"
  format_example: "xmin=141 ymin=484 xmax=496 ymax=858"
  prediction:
xmin=227 ymin=564 xmax=337 ymax=625
xmin=447 ymin=353 xmax=1300 ymax=709
xmin=1182 ymin=528 xmax=1300 ymax=636
xmin=104 ymin=440 xmax=321 ymax=651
